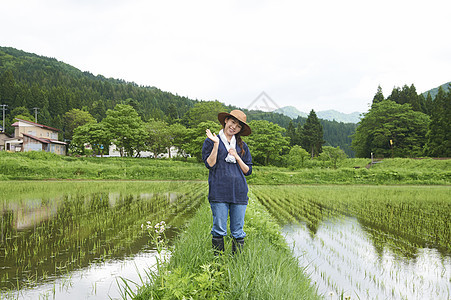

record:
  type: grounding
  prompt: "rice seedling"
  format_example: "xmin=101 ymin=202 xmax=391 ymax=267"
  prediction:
xmin=251 ymin=185 xmax=451 ymax=299
xmin=0 ymin=181 xmax=208 ymax=296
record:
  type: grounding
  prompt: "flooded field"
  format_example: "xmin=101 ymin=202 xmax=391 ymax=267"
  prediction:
xmin=2 ymin=182 xmax=450 ymax=299
xmin=0 ymin=181 xmax=208 ymax=299
xmin=251 ymin=185 xmax=451 ymax=299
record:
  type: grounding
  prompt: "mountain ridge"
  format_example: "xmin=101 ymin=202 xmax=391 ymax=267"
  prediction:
xmin=274 ymin=106 xmax=362 ymax=123
xmin=421 ymin=81 xmax=451 ymax=99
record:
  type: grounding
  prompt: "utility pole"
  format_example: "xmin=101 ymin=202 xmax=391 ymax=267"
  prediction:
xmin=0 ymin=104 xmax=7 ymax=132
xmin=33 ymin=107 xmax=39 ymax=123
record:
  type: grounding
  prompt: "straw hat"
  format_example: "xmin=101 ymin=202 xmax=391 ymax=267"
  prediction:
xmin=217 ymin=110 xmax=252 ymax=136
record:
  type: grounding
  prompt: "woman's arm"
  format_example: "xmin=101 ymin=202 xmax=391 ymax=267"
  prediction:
xmin=205 ymin=129 xmax=219 ymax=167
xmin=228 ymin=148 xmax=250 ymax=175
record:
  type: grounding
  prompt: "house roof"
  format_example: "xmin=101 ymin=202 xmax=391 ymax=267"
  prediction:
xmin=22 ymin=133 xmax=67 ymax=145
xmin=12 ymin=118 xmax=61 ymax=132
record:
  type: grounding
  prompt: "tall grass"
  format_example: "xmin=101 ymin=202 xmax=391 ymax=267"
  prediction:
xmin=132 ymin=197 xmax=321 ymax=299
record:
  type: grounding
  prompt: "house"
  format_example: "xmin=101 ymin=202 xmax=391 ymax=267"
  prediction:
xmin=108 ymin=144 xmax=181 ymax=158
xmin=2 ymin=118 xmax=66 ymax=155
xmin=0 ymin=132 xmax=11 ymax=151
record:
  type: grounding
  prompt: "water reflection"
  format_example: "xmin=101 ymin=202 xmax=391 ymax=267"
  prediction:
xmin=0 ymin=181 xmax=208 ymax=298
xmin=251 ymin=185 xmax=450 ymax=299
xmin=283 ymin=218 xmax=451 ymax=300
xmin=3 ymin=250 xmax=160 ymax=300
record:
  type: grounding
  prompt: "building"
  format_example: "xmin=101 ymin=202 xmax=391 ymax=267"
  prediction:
xmin=0 ymin=132 xmax=11 ymax=151
xmin=2 ymin=118 xmax=66 ymax=155
xmin=108 ymin=144 xmax=181 ymax=158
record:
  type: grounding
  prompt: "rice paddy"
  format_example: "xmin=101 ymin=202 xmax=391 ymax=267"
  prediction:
xmin=1 ymin=181 xmax=450 ymax=299
xmin=0 ymin=181 xmax=208 ymax=299
xmin=250 ymin=185 xmax=451 ymax=299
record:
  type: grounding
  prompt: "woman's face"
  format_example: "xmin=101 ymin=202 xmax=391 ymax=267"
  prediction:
xmin=224 ymin=117 xmax=242 ymax=136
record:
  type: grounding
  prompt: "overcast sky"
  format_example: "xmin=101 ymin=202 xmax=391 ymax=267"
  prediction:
xmin=2 ymin=0 xmax=450 ymax=113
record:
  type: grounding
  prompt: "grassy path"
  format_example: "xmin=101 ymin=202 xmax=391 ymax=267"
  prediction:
xmin=131 ymin=197 xmax=321 ymax=299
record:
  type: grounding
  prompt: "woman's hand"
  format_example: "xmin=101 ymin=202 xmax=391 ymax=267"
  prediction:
xmin=229 ymin=148 xmax=249 ymax=174
xmin=228 ymin=148 xmax=239 ymax=159
xmin=206 ymin=129 xmax=219 ymax=144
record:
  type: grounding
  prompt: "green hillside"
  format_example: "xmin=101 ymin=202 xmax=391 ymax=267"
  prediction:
xmin=274 ymin=106 xmax=308 ymax=119
xmin=0 ymin=47 xmax=198 ymax=126
xmin=422 ymin=82 xmax=451 ymax=99
xmin=275 ymin=106 xmax=362 ymax=123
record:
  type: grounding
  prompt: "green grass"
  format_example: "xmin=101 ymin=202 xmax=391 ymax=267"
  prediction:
xmin=131 ymin=198 xmax=321 ymax=299
xmin=0 ymin=151 xmax=207 ymax=181
xmin=1 ymin=151 xmax=449 ymax=185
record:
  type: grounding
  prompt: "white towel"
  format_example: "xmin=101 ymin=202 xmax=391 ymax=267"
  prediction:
xmin=218 ymin=129 xmax=236 ymax=163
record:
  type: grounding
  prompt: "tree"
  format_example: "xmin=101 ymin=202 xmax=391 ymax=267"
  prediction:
xmin=29 ymin=83 xmax=48 ymax=114
xmin=245 ymin=120 xmax=290 ymax=165
xmin=90 ymin=100 xmax=107 ymax=122
xmin=387 ymin=84 xmax=421 ymax=112
xmin=372 ymin=85 xmax=385 ymax=106
xmin=166 ymin=103 xmax=179 ymax=123
xmin=168 ymin=123 xmax=189 ymax=158
xmin=424 ymin=86 xmax=451 ymax=157
xmin=351 ymin=100 xmax=430 ymax=158
xmin=181 ymin=101 xmax=226 ymax=128
xmin=287 ymin=145 xmax=310 ymax=169
xmin=300 ymin=110 xmax=324 ymax=158
xmin=124 ymin=98 xmax=146 ymax=121
xmin=102 ymin=104 xmax=146 ymax=157
xmin=145 ymin=119 xmax=172 ymax=158
xmin=0 ymin=70 xmax=16 ymax=107
xmin=70 ymin=125 xmax=89 ymax=155
xmin=10 ymin=106 xmax=34 ymax=122
xmin=2 ymin=107 xmax=34 ymax=135
xmin=71 ymin=122 xmax=111 ymax=156
xmin=295 ymin=122 xmax=303 ymax=146
xmin=422 ymin=93 xmax=434 ymax=116
xmin=185 ymin=121 xmax=222 ymax=161
xmin=319 ymin=146 xmax=347 ymax=169
xmin=286 ymin=120 xmax=297 ymax=146
xmin=87 ymin=122 xmax=111 ymax=157
xmin=63 ymin=108 xmax=96 ymax=141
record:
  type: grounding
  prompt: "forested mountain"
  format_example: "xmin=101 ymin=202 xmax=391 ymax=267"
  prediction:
xmin=274 ymin=106 xmax=308 ymax=119
xmin=0 ymin=46 xmax=358 ymax=156
xmin=0 ymin=46 xmax=195 ymax=128
xmin=421 ymin=82 xmax=451 ymax=99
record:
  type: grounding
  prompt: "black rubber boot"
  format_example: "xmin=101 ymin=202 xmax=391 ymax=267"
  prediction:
xmin=212 ymin=236 xmax=224 ymax=256
xmin=232 ymin=237 xmax=244 ymax=255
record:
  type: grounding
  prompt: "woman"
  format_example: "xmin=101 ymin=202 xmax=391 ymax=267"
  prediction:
xmin=202 ymin=109 xmax=252 ymax=255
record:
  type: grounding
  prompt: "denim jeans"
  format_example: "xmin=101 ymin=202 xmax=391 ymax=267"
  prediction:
xmin=210 ymin=202 xmax=247 ymax=239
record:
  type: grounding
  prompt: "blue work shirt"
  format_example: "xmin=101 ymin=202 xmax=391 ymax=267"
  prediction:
xmin=202 ymin=137 xmax=253 ymax=205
